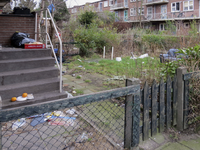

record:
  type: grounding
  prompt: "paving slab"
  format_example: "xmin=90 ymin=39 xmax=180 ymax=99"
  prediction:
xmin=150 ymin=133 xmax=165 ymax=144
xmin=180 ymin=138 xmax=200 ymax=150
xmin=155 ymin=142 xmax=190 ymax=150
xmin=2 ymin=130 xmax=46 ymax=150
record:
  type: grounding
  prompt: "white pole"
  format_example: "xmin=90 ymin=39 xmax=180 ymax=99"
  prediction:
xmin=103 ymin=46 xmax=105 ymax=58
xmin=47 ymin=9 xmax=63 ymax=93
xmin=35 ymin=12 xmax=37 ymax=41
xmin=111 ymin=47 xmax=114 ymax=60
xmin=45 ymin=10 xmax=47 ymax=47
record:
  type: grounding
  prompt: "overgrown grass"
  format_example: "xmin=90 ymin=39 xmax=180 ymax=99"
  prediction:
xmin=65 ymin=55 xmax=166 ymax=83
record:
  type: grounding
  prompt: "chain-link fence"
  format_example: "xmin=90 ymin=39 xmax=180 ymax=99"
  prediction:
xmin=1 ymin=85 xmax=140 ymax=150
xmin=187 ymin=72 xmax=200 ymax=129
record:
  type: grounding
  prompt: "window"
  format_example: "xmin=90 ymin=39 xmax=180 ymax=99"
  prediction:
xmin=183 ymin=0 xmax=193 ymax=11
xmin=138 ymin=7 xmax=144 ymax=15
xmin=159 ymin=23 xmax=166 ymax=31
xmin=130 ymin=0 xmax=140 ymax=2
xmin=184 ymin=22 xmax=189 ymax=28
xmin=104 ymin=1 xmax=108 ymax=7
xmin=109 ymin=0 xmax=114 ymax=6
xmin=99 ymin=2 xmax=103 ymax=11
xmin=171 ymin=2 xmax=180 ymax=12
xmin=130 ymin=8 xmax=136 ymax=16
xmin=176 ymin=23 xmax=180 ymax=31
xmin=74 ymin=8 xmax=77 ymax=13
xmin=147 ymin=7 xmax=152 ymax=19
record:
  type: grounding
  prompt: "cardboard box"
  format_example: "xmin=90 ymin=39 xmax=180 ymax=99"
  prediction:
xmin=25 ymin=44 xmax=46 ymax=49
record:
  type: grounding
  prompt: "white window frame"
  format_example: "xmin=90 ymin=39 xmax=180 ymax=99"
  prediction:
xmin=109 ymin=0 xmax=114 ymax=6
xmin=104 ymin=1 xmax=108 ymax=7
xmin=147 ymin=7 xmax=153 ymax=19
xmin=171 ymin=2 xmax=180 ymax=12
xmin=99 ymin=2 xmax=103 ymax=11
xmin=183 ymin=0 xmax=194 ymax=11
xmin=130 ymin=0 xmax=140 ymax=2
xmin=138 ymin=7 xmax=144 ymax=15
xmin=130 ymin=8 xmax=136 ymax=16
xmin=184 ymin=22 xmax=189 ymax=28
xmin=159 ymin=23 xmax=166 ymax=31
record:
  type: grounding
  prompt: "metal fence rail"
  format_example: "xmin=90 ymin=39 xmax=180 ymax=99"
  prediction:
xmin=0 ymin=84 xmax=140 ymax=150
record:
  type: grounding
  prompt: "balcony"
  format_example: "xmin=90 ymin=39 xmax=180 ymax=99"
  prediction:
xmin=110 ymin=2 xmax=128 ymax=10
xmin=129 ymin=10 xmax=200 ymax=22
xmin=115 ymin=16 xmax=129 ymax=22
xmin=143 ymin=0 xmax=169 ymax=6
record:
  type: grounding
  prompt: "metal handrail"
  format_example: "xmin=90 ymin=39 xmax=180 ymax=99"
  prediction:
xmin=46 ymin=33 xmax=60 ymax=70
xmin=46 ymin=8 xmax=63 ymax=93
xmin=35 ymin=8 xmax=63 ymax=93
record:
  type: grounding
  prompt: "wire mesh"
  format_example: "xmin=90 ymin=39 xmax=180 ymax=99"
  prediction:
xmin=1 ymin=98 xmax=125 ymax=150
xmin=187 ymin=73 xmax=200 ymax=128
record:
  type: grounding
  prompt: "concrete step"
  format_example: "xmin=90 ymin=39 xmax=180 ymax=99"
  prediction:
xmin=0 ymin=57 xmax=55 ymax=72
xmin=0 ymin=77 xmax=60 ymax=100
xmin=2 ymin=91 xmax=68 ymax=109
xmin=0 ymin=48 xmax=52 ymax=60
xmin=0 ymin=67 xmax=59 ymax=86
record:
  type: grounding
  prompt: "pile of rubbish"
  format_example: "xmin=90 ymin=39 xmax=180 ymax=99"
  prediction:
xmin=11 ymin=109 xmax=77 ymax=130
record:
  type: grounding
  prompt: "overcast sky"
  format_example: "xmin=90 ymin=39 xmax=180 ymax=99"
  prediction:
xmin=35 ymin=0 xmax=99 ymax=8
xmin=66 ymin=0 xmax=99 ymax=8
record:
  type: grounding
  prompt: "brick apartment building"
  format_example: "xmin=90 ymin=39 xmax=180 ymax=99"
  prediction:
xmin=69 ymin=0 xmax=200 ymax=34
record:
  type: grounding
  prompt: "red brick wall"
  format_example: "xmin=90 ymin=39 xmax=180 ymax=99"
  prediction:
xmin=0 ymin=15 xmax=36 ymax=46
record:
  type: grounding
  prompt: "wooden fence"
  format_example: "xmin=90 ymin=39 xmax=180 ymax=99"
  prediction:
xmin=124 ymin=67 xmax=200 ymax=149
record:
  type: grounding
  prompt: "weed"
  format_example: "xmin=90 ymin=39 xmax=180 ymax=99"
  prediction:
xmin=85 ymin=79 xmax=91 ymax=83
xmin=76 ymin=75 xmax=81 ymax=79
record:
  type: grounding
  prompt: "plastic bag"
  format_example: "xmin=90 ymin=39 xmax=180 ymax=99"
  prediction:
xmin=11 ymin=32 xmax=35 ymax=47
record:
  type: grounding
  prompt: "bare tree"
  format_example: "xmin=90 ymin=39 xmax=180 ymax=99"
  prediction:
xmin=18 ymin=0 xmax=37 ymax=12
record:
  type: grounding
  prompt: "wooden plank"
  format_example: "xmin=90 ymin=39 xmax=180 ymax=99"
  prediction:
xmin=184 ymin=80 xmax=189 ymax=129
xmin=124 ymin=78 xmax=140 ymax=149
xmin=132 ymin=91 xmax=141 ymax=148
xmin=0 ymin=84 xmax=140 ymax=122
xmin=177 ymin=67 xmax=187 ymax=131
xmin=183 ymin=71 xmax=200 ymax=80
xmin=166 ymin=76 xmax=172 ymax=129
xmin=173 ymin=75 xmax=178 ymax=126
xmin=159 ymin=78 xmax=165 ymax=132
xmin=151 ymin=80 xmax=157 ymax=136
xmin=0 ymin=122 xmax=1 ymax=150
xmin=143 ymin=82 xmax=149 ymax=141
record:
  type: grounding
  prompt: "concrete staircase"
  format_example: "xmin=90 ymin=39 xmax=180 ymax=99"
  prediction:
xmin=0 ymin=48 xmax=67 ymax=109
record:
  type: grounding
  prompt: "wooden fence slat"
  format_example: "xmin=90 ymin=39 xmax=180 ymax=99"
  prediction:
xmin=124 ymin=78 xmax=140 ymax=149
xmin=132 ymin=92 xmax=141 ymax=148
xmin=184 ymin=80 xmax=189 ymax=129
xmin=143 ymin=82 xmax=149 ymax=141
xmin=173 ymin=75 xmax=178 ymax=126
xmin=166 ymin=76 xmax=172 ymax=128
xmin=151 ymin=80 xmax=157 ymax=136
xmin=159 ymin=78 xmax=165 ymax=132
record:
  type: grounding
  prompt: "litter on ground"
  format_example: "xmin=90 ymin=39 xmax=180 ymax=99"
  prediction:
xmin=12 ymin=118 xmax=26 ymax=130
